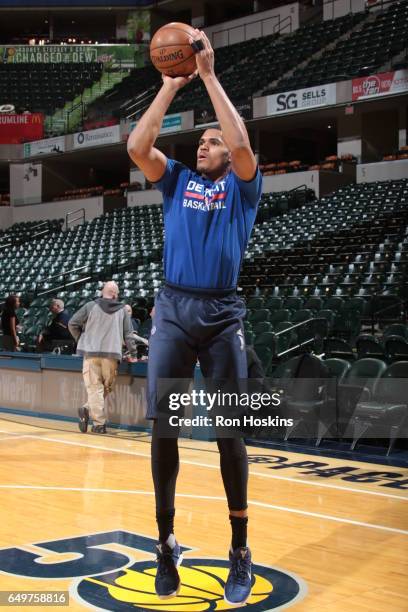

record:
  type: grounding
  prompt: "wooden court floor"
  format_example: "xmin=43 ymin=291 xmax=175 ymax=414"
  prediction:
xmin=0 ymin=417 xmax=406 ymax=611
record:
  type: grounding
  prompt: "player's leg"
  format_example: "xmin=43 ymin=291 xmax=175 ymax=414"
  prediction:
xmin=101 ymin=357 xmax=118 ymax=398
xmin=198 ymin=299 xmax=252 ymax=606
xmin=81 ymin=357 xmax=106 ymax=433
xmin=147 ymin=288 xmax=197 ymax=598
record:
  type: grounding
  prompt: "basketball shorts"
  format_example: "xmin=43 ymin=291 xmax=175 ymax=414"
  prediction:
xmin=146 ymin=283 xmax=248 ymax=419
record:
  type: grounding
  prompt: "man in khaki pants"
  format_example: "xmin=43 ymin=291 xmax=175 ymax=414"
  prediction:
xmin=69 ymin=281 xmax=137 ymax=434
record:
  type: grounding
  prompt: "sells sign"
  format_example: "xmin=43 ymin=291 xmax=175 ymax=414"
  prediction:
xmin=352 ymin=70 xmax=408 ymax=101
xmin=267 ymin=83 xmax=336 ymax=115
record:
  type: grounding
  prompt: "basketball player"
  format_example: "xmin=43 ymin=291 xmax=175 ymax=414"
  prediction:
xmin=127 ymin=29 xmax=262 ymax=606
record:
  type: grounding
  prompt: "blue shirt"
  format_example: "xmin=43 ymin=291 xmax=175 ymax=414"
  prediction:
xmin=154 ymin=159 xmax=262 ymax=290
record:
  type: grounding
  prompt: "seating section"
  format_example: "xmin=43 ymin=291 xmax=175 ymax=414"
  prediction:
xmin=0 ymin=219 xmax=62 ymax=249
xmin=242 ymin=179 xmax=408 ymax=373
xmin=170 ymin=13 xmax=364 ymax=116
xmin=383 ymin=145 xmax=408 ymax=162
xmin=0 ymin=205 xmax=163 ymax=301
xmin=85 ymin=65 xmax=159 ymax=123
xmin=259 ymin=353 xmax=408 ymax=454
xmin=0 ymin=180 xmax=407 ymax=369
xmin=269 ymin=0 xmax=408 ymax=94
xmin=260 ymin=155 xmax=357 ymax=176
xmin=0 ymin=63 xmax=103 ymax=115
xmin=242 ymin=178 xmax=408 ymax=297
xmin=87 ymin=12 xmax=364 ymax=123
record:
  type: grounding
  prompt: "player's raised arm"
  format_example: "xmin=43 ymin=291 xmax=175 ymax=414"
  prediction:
xmin=192 ymin=30 xmax=257 ymax=182
xmin=127 ymin=74 xmax=196 ymax=182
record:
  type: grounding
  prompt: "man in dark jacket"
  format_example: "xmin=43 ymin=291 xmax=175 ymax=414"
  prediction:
xmin=38 ymin=299 xmax=71 ymax=351
xmin=69 ymin=281 xmax=138 ymax=434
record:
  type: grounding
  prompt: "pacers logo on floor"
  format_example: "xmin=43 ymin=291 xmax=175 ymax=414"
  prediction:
xmin=0 ymin=531 xmax=305 ymax=610
xmin=76 ymin=557 xmax=305 ymax=611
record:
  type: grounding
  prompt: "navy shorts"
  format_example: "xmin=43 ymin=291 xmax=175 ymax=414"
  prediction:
xmin=146 ymin=283 xmax=248 ymax=419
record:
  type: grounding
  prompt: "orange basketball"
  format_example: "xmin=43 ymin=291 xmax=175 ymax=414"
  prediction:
xmin=150 ymin=22 xmax=198 ymax=77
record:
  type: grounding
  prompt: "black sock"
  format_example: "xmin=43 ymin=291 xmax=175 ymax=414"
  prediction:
xmin=156 ymin=509 xmax=175 ymax=544
xmin=230 ymin=515 xmax=248 ymax=550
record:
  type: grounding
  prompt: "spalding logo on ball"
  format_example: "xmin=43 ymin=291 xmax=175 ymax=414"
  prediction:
xmin=75 ymin=557 xmax=306 ymax=611
xmin=150 ymin=22 xmax=201 ymax=77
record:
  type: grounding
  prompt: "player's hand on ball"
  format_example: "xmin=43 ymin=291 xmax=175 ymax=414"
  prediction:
xmin=192 ymin=29 xmax=214 ymax=80
xmin=162 ymin=71 xmax=198 ymax=91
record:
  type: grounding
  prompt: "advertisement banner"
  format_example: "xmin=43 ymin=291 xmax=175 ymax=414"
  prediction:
xmin=23 ymin=135 xmax=65 ymax=158
xmin=352 ymin=70 xmax=408 ymax=101
xmin=127 ymin=113 xmax=183 ymax=137
xmin=0 ymin=44 xmax=145 ymax=68
xmin=266 ymin=83 xmax=336 ymax=116
xmin=160 ymin=114 xmax=182 ymax=134
xmin=0 ymin=113 xmax=43 ymax=144
xmin=73 ymin=125 xmax=120 ymax=149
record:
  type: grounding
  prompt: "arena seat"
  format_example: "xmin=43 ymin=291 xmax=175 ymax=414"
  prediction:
xmin=337 ymin=357 xmax=388 ymax=432
xmin=351 ymin=361 xmax=408 ymax=454
xmin=356 ymin=334 xmax=387 ymax=360
xmin=385 ymin=336 xmax=408 ymax=362
xmin=324 ymin=357 xmax=351 ymax=382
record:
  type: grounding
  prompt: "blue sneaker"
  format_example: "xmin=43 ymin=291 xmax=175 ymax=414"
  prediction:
xmin=155 ymin=541 xmax=183 ymax=599
xmin=224 ymin=546 xmax=252 ymax=606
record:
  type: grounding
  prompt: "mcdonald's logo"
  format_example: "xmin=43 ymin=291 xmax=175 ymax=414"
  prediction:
xmin=31 ymin=114 xmax=43 ymax=124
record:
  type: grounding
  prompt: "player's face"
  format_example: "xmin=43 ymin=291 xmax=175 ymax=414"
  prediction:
xmin=196 ymin=129 xmax=231 ymax=176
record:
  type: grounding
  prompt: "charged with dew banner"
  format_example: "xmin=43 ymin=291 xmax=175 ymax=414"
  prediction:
xmin=0 ymin=44 xmax=146 ymax=68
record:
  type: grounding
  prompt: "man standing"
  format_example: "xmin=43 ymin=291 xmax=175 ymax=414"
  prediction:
xmin=38 ymin=298 xmax=71 ymax=351
xmin=127 ymin=30 xmax=262 ymax=606
xmin=69 ymin=281 xmax=137 ymax=434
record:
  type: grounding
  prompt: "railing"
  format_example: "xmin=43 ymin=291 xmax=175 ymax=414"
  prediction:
xmin=323 ymin=0 xmax=396 ymax=20
xmin=67 ymin=100 xmax=85 ymax=133
xmin=273 ymin=14 xmax=293 ymax=34
xmin=35 ymin=265 xmax=91 ymax=296
xmin=211 ymin=13 xmax=292 ymax=48
xmin=368 ymin=296 xmax=407 ymax=332
xmin=33 ymin=246 xmax=161 ymax=298
xmin=269 ymin=317 xmax=329 ymax=359
xmin=66 ymin=208 xmax=85 ymax=230
xmin=124 ymin=84 xmax=158 ymax=121
xmin=0 ymin=221 xmax=60 ymax=252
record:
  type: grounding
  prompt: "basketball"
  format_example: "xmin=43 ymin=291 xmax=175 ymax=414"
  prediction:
xmin=150 ymin=22 xmax=198 ymax=77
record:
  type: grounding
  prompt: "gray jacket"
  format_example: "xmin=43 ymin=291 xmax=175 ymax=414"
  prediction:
xmin=68 ymin=298 xmax=137 ymax=361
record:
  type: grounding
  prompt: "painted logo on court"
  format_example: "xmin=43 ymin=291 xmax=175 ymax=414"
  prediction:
xmin=76 ymin=557 xmax=305 ymax=611
xmin=0 ymin=531 xmax=306 ymax=611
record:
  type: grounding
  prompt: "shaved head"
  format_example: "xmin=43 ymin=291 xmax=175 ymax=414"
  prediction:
xmin=102 ymin=281 xmax=119 ymax=300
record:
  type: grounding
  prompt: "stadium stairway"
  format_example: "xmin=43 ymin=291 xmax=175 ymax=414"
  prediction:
xmin=45 ymin=69 xmax=128 ymax=136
